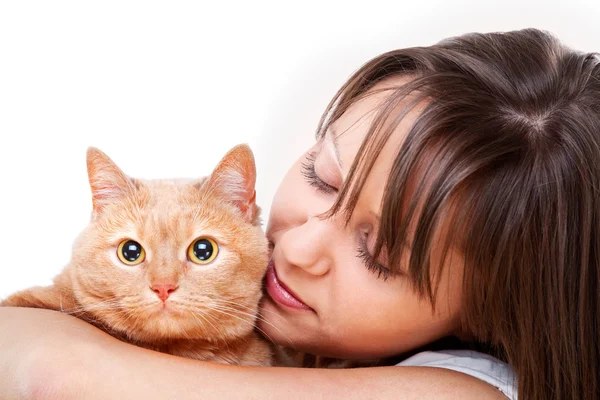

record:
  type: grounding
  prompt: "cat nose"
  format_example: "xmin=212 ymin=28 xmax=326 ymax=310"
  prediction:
xmin=151 ymin=283 xmax=178 ymax=302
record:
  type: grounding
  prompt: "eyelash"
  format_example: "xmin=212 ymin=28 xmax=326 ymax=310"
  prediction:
xmin=357 ymin=234 xmax=391 ymax=281
xmin=301 ymin=152 xmax=391 ymax=281
xmin=300 ymin=152 xmax=338 ymax=194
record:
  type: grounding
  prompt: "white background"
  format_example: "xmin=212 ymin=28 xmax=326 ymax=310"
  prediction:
xmin=1 ymin=0 xmax=599 ymax=298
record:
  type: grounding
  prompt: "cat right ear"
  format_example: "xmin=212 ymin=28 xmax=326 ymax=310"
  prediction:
xmin=204 ymin=144 xmax=259 ymax=223
xmin=86 ymin=147 xmax=135 ymax=214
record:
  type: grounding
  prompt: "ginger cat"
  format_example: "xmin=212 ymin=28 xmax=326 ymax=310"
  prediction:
xmin=1 ymin=145 xmax=272 ymax=366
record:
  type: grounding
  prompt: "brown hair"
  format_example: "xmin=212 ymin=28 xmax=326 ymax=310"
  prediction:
xmin=318 ymin=29 xmax=600 ymax=400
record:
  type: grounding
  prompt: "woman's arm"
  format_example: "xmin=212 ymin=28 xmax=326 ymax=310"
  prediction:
xmin=0 ymin=307 xmax=506 ymax=400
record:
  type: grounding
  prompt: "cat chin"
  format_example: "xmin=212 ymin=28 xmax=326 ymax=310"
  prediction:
xmin=96 ymin=305 xmax=253 ymax=344
xmin=102 ymin=311 xmax=201 ymax=342
xmin=136 ymin=315 xmax=199 ymax=338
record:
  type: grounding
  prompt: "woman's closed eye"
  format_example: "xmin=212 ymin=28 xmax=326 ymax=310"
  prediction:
xmin=301 ymin=150 xmax=394 ymax=281
xmin=357 ymin=233 xmax=392 ymax=281
xmin=301 ymin=152 xmax=339 ymax=194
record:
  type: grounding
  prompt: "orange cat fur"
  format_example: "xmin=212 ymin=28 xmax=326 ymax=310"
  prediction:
xmin=1 ymin=145 xmax=272 ymax=366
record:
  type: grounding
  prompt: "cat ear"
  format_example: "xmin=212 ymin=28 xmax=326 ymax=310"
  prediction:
xmin=205 ymin=144 xmax=258 ymax=223
xmin=86 ymin=147 xmax=135 ymax=214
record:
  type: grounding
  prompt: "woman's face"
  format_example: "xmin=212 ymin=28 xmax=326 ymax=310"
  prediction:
xmin=259 ymin=80 xmax=465 ymax=359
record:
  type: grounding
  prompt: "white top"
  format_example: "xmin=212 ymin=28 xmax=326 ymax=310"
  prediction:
xmin=397 ymin=350 xmax=518 ymax=399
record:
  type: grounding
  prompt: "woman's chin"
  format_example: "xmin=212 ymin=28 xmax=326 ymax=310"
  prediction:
xmin=258 ymin=296 xmax=304 ymax=345
xmin=257 ymin=296 xmax=324 ymax=353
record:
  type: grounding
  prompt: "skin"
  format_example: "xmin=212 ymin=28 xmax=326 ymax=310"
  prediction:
xmin=0 ymin=78 xmax=505 ymax=399
xmin=259 ymin=79 xmax=465 ymax=359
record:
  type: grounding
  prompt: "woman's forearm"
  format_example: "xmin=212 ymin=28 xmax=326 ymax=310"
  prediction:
xmin=0 ymin=307 xmax=110 ymax=398
xmin=0 ymin=307 xmax=505 ymax=400
xmin=71 ymin=346 xmax=506 ymax=400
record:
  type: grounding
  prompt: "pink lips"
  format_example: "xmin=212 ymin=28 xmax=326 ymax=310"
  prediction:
xmin=265 ymin=261 xmax=312 ymax=311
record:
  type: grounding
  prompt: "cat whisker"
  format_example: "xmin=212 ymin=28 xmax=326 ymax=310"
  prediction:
xmin=193 ymin=310 xmax=222 ymax=339
xmin=209 ymin=304 xmax=288 ymax=348
xmin=176 ymin=319 xmax=193 ymax=341
xmin=65 ymin=303 xmax=121 ymax=314
xmin=206 ymin=306 xmax=253 ymax=346
xmin=60 ymin=299 xmax=123 ymax=315
xmin=177 ymin=305 xmax=233 ymax=351
xmin=207 ymin=296 xmax=285 ymax=319
xmin=181 ymin=296 xmax=295 ymax=348
xmin=208 ymin=305 xmax=258 ymax=328
xmin=210 ymin=300 xmax=295 ymax=348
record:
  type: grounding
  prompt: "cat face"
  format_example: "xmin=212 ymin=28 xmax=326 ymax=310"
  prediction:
xmin=68 ymin=145 xmax=268 ymax=344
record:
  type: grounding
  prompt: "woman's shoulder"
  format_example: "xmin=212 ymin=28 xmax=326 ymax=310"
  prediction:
xmin=397 ymin=349 xmax=518 ymax=399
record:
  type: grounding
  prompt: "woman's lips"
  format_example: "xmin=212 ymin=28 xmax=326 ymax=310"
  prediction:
xmin=265 ymin=261 xmax=313 ymax=311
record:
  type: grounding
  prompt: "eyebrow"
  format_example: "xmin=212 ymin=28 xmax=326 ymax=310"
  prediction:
xmin=325 ymin=128 xmax=343 ymax=169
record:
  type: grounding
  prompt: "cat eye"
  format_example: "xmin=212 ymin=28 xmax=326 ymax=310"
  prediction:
xmin=188 ymin=238 xmax=219 ymax=265
xmin=117 ymin=239 xmax=146 ymax=266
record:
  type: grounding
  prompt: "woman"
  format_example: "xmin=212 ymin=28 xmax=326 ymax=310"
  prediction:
xmin=1 ymin=28 xmax=598 ymax=400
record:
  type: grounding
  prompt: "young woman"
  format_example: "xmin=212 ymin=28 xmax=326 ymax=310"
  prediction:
xmin=1 ymin=28 xmax=598 ymax=400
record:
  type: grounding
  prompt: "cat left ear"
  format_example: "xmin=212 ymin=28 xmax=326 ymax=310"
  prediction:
xmin=205 ymin=144 xmax=259 ymax=223
xmin=86 ymin=147 xmax=135 ymax=215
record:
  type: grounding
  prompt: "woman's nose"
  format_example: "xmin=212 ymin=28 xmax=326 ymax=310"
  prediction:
xmin=278 ymin=216 xmax=334 ymax=276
